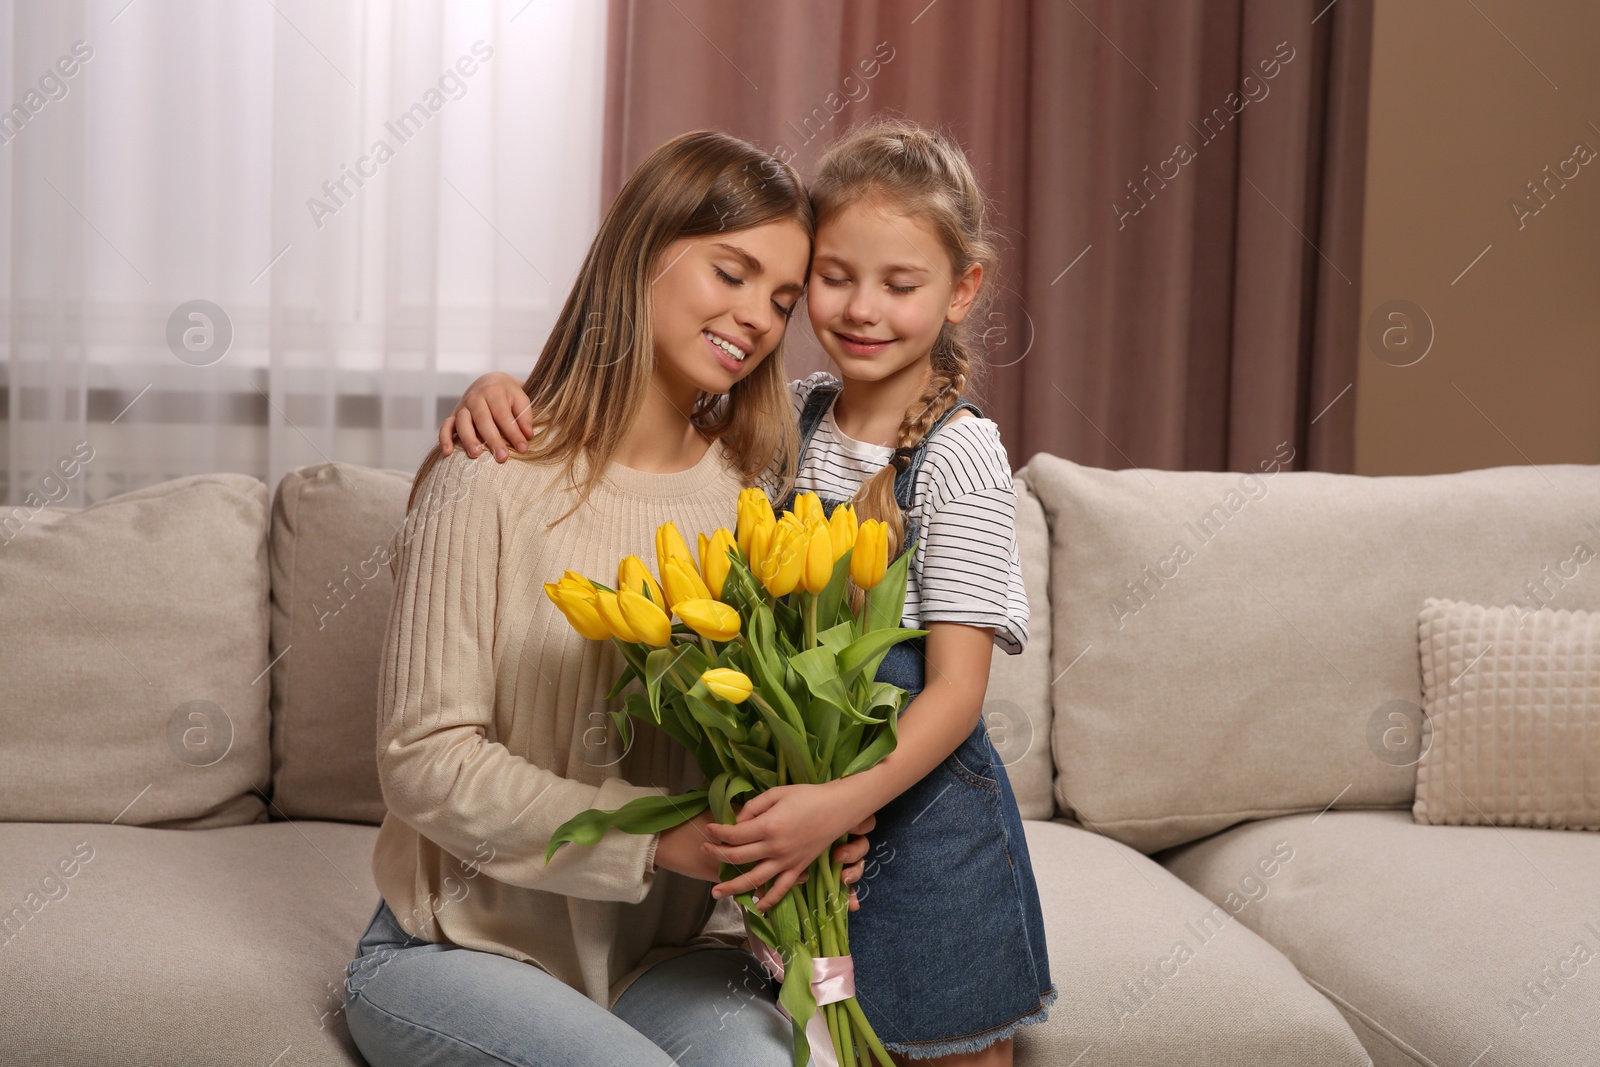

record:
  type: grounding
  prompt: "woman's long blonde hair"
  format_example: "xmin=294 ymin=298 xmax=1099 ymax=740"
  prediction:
xmin=404 ymin=130 xmax=811 ymax=524
xmin=809 ymin=117 xmax=997 ymax=553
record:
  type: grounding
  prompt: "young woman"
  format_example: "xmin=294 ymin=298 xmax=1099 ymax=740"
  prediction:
xmin=345 ymin=129 xmax=877 ymax=1067
xmin=444 ymin=118 xmax=1054 ymax=1067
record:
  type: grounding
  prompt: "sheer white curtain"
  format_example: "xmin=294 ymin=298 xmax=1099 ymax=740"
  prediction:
xmin=0 ymin=0 xmax=606 ymax=508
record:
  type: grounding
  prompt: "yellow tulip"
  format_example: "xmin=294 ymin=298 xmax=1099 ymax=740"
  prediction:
xmin=747 ymin=517 xmax=773 ymax=576
xmin=738 ymin=486 xmax=772 ymax=517
xmin=618 ymin=554 xmax=665 ymax=610
xmin=661 ymin=555 xmax=713 ymax=610
xmin=701 ymin=667 xmax=753 ymax=704
xmin=793 ymin=491 xmax=825 ymax=528
xmin=802 ymin=524 xmax=834 ymax=595
xmin=594 ymin=589 xmax=639 ymax=643
xmin=656 ymin=521 xmax=696 ymax=575
xmin=737 ymin=488 xmax=776 ymax=559
xmin=851 ymin=519 xmax=889 ymax=590
xmin=618 ymin=589 xmax=672 ymax=646
xmin=543 ymin=573 xmax=610 ymax=641
xmin=757 ymin=515 xmax=808 ymax=597
xmin=676 ymin=598 xmax=741 ymax=642
xmin=828 ymin=503 xmax=858 ymax=561
xmin=700 ymin=528 xmax=737 ymax=599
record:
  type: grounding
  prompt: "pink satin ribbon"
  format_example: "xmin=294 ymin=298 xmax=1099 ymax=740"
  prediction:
xmin=745 ymin=921 xmax=857 ymax=1067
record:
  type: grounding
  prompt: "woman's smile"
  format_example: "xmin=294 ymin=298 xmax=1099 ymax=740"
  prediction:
xmin=702 ymin=327 xmax=752 ymax=371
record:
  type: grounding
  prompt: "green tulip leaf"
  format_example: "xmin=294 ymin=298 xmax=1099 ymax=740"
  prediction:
xmin=866 ymin=538 xmax=918 ymax=633
xmin=789 ymin=646 xmax=859 ymax=739
xmin=866 ymin=680 xmax=904 ymax=714
xmin=746 ymin=693 xmax=815 ymax=784
xmin=769 ymin=891 xmax=803 ymax=952
xmin=814 ymin=547 xmax=854 ymax=628
xmin=608 ymin=707 xmax=634 ymax=753
xmin=746 ymin=719 xmax=772 ymax=750
xmin=650 ymin=693 xmax=709 ymax=755
xmin=829 ymin=720 xmax=865 ymax=779
xmin=606 ymin=660 xmax=640 ymax=701
xmin=709 ymin=772 xmax=756 ymax=825
xmin=773 ymin=596 xmax=803 ymax=644
xmin=732 ymin=749 xmax=777 ymax=790
xmin=672 ymin=640 xmax=713 ymax=676
xmin=779 ymin=949 xmax=817 ymax=1067
xmin=837 ymin=626 xmax=930 ymax=684
xmin=544 ymin=787 xmax=709 ymax=863
xmin=789 ymin=645 xmax=841 ymax=686
xmin=644 ymin=647 xmax=680 ymax=718
xmin=744 ymin=607 xmax=808 ymax=737
xmin=684 ymin=685 xmax=750 ymax=744
xmin=816 ymin=705 xmax=842 ymax=766
xmin=741 ymin=904 xmax=781 ymax=956
xmin=733 ymin=741 xmax=775 ymax=771
xmin=841 ymin=713 xmax=902 ymax=777
xmin=816 ymin=619 xmax=856 ymax=657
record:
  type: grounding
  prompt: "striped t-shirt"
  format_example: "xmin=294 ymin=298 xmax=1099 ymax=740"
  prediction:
xmin=758 ymin=372 xmax=1029 ymax=655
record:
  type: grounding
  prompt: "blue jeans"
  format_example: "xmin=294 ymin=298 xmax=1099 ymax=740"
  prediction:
xmin=344 ymin=897 xmax=808 ymax=1067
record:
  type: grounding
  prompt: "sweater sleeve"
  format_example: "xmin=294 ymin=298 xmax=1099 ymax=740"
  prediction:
xmin=375 ymin=449 xmax=666 ymax=904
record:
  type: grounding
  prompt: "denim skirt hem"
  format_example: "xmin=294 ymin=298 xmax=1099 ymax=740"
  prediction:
xmin=880 ymin=982 xmax=1058 ymax=1059
xmin=846 ymin=656 xmax=1057 ymax=1052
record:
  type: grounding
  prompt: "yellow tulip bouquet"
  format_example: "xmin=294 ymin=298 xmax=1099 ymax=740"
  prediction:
xmin=542 ymin=488 xmax=923 ymax=1067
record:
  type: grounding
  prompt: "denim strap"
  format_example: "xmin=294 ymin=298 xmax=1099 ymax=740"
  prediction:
xmin=894 ymin=397 xmax=986 ymax=513
xmin=794 ymin=381 xmax=842 ymax=458
xmin=790 ymin=381 xmax=986 ymax=557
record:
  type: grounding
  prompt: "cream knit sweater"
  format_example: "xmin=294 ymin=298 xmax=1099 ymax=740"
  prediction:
xmin=370 ymin=439 xmax=751 ymax=1009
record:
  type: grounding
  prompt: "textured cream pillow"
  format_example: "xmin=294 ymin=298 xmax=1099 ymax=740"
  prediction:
xmin=1416 ymin=597 xmax=1599 ymax=830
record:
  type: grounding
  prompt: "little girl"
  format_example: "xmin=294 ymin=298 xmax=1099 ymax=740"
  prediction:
xmin=445 ymin=118 xmax=1055 ymax=1065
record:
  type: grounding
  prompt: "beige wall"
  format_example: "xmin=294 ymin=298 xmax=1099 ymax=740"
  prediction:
xmin=1356 ymin=0 xmax=1600 ymax=475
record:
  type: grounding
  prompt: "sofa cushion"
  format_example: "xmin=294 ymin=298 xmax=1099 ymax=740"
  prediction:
xmin=1160 ymin=811 xmax=1600 ymax=1065
xmin=0 ymin=820 xmax=379 ymax=1066
xmin=269 ymin=461 xmax=414 ymax=824
xmin=984 ymin=473 xmax=1056 ymax=820
xmin=0 ymin=473 xmax=271 ymax=828
xmin=1023 ymin=455 xmax=1600 ymax=852
xmin=1015 ymin=819 xmax=1369 ymax=1065
xmin=1416 ymin=597 xmax=1600 ymax=830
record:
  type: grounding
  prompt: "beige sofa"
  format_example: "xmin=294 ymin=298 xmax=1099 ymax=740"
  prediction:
xmin=2 ymin=452 xmax=1596 ymax=1066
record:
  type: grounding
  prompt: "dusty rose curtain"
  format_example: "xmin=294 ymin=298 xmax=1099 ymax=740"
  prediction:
xmin=603 ymin=0 xmax=1373 ymax=474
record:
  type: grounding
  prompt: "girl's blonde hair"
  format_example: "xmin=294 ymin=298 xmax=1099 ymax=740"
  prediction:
xmin=404 ymin=130 xmax=811 ymax=524
xmin=808 ymin=117 xmax=998 ymax=553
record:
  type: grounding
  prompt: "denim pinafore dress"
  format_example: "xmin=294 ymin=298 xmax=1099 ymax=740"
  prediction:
xmin=774 ymin=382 xmax=1058 ymax=1059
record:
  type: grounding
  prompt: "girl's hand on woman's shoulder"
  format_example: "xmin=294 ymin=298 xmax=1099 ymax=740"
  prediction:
xmin=440 ymin=371 xmax=532 ymax=462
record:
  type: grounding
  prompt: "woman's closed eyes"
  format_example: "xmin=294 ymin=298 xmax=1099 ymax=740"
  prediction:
xmin=713 ymin=264 xmax=797 ymax=318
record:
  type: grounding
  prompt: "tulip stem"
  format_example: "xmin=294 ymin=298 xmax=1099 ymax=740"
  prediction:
xmin=814 ymin=863 xmax=847 ymax=1067
xmin=844 ymin=997 xmax=894 ymax=1067
xmin=803 ymin=594 xmax=818 ymax=650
